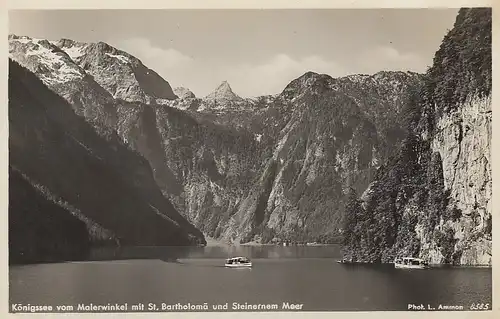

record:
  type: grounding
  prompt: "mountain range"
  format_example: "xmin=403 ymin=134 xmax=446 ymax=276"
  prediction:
xmin=8 ymin=8 xmax=491 ymax=265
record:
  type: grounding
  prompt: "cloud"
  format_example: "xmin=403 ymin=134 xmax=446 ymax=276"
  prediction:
xmin=357 ymin=46 xmax=427 ymax=74
xmin=221 ymin=47 xmax=426 ymax=97
xmin=106 ymin=39 xmax=426 ymax=98
xmin=112 ymin=37 xmax=193 ymax=69
xmin=224 ymin=54 xmax=349 ymax=97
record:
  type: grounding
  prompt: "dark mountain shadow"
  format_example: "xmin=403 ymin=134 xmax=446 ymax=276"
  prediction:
xmin=9 ymin=59 xmax=206 ymax=264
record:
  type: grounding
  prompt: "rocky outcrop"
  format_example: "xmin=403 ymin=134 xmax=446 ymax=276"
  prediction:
xmin=341 ymin=8 xmax=491 ymax=265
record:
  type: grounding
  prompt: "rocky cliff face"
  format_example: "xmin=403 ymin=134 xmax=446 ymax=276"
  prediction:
xmin=426 ymin=95 xmax=491 ymax=265
xmin=341 ymin=8 xmax=491 ymax=265
xmin=8 ymin=59 xmax=206 ymax=259
xmin=417 ymin=8 xmax=492 ymax=265
xmin=218 ymin=71 xmax=421 ymax=243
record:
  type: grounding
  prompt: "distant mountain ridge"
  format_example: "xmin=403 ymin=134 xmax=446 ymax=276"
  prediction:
xmin=9 ymin=34 xmax=178 ymax=103
xmin=166 ymin=80 xmax=270 ymax=114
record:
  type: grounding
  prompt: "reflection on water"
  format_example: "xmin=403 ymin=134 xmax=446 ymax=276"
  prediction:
xmin=88 ymin=244 xmax=342 ymax=262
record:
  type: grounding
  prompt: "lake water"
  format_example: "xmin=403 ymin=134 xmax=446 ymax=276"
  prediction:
xmin=9 ymin=245 xmax=492 ymax=312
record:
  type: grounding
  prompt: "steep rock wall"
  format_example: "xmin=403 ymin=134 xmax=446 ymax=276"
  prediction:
xmin=424 ymin=95 xmax=492 ymax=264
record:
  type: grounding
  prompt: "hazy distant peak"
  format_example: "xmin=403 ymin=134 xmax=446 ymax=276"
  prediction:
xmin=205 ymin=81 xmax=241 ymax=101
xmin=174 ymin=87 xmax=196 ymax=99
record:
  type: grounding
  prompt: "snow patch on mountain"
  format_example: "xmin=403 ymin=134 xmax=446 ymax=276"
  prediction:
xmin=63 ymin=46 xmax=85 ymax=61
xmin=10 ymin=34 xmax=178 ymax=103
xmin=9 ymin=35 xmax=86 ymax=85
xmin=55 ymin=39 xmax=88 ymax=62
xmin=104 ymin=52 xmax=130 ymax=64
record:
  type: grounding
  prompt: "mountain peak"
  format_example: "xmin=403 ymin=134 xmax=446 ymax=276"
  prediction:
xmin=174 ymin=87 xmax=196 ymax=99
xmin=280 ymin=71 xmax=333 ymax=99
xmin=205 ymin=81 xmax=241 ymax=101
xmin=214 ymin=80 xmax=234 ymax=94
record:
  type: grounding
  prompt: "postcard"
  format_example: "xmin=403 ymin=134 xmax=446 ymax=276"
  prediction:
xmin=2 ymin=0 xmax=496 ymax=318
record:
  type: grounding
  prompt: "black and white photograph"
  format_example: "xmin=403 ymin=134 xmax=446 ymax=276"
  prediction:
xmin=6 ymin=1 xmax=493 ymax=314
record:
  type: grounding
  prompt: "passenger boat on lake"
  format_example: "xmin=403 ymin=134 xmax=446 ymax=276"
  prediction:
xmin=394 ymin=257 xmax=429 ymax=269
xmin=225 ymin=257 xmax=252 ymax=268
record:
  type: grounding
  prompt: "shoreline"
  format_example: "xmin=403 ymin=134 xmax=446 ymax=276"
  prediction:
xmin=336 ymin=261 xmax=492 ymax=269
xmin=204 ymin=236 xmax=340 ymax=247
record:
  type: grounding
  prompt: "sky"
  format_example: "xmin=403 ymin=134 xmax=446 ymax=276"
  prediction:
xmin=9 ymin=9 xmax=459 ymax=97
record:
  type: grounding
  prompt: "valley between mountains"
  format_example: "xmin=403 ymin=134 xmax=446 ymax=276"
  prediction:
xmin=8 ymin=8 xmax=491 ymax=266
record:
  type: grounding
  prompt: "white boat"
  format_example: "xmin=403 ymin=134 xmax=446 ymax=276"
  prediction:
xmin=394 ymin=257 xmax=429 ymax=269
xmin=225 ymin=257 xmax=252 ymax=268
